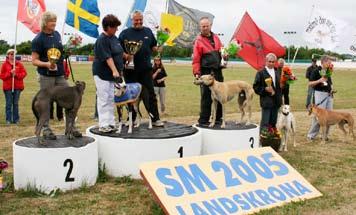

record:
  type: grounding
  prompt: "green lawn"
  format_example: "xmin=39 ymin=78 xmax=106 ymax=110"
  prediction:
xmin=0 ymin=62 xmax=355 ymax=214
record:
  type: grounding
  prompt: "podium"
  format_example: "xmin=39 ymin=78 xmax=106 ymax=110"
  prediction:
xmin=13 ymin=135 xmax=98 ymax=194
xmin=196 ymin=121 xmax=260 ymax=155
xmin=87 ymin=122 xmax=202 ymax=178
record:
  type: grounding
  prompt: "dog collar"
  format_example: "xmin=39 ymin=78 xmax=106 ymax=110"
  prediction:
xmin=282 ymin=112 xmax=289 ymax=116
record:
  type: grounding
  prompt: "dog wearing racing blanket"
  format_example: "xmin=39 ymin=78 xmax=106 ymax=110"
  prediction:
xmin=308 ymin=104 xmax=355 ymax=144
xmin=114 ymin=82 xmax=153 ymax=133
xmin=32 ymin=81 xmax=86 ymax=143
xmin=194 ymin=74 xmax=254 ymax=128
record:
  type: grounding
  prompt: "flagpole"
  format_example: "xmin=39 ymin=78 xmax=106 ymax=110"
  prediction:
xmin=12 ymin=0 xmax=20 ymax=93
xmin=165 ymin=0 xmax=169 ymax=13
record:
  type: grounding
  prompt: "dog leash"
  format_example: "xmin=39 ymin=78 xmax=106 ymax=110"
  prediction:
xmin=315 ymin=95 xmax=329 ymax=106
xmin=65 ymin=56 xmax=76 ymax=83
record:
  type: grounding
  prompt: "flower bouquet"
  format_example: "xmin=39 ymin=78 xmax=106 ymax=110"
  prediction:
xmin=319 ymin=63 xmax=333 ymax=86
xmin=220 ymin=40 xmax=240 ymax=67
xmin=156 ymin=27 xmax=170 ymax=47
xmin=0 ymin=159 xmax=8 ymax=190
xmin=282 ymin=66 xmax=297 ymax=85
xmin=64 ymin=33 xmax=83 ymax=58
xmin=260 ymin=125 xmax=281 ymax=152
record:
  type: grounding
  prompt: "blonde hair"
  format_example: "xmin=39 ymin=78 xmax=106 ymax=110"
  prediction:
xmin=40 ymin=11 xmax=57 ymax=31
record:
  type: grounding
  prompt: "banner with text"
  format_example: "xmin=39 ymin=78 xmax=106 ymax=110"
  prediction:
xmin=140 ymin=147 xmax=322 ymax=215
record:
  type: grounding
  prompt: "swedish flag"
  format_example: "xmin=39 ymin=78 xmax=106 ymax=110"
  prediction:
xmin=65 ymin=0 xmax=100 ymax=38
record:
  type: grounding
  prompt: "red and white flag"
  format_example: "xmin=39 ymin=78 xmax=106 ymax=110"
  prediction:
xmin=232 ymin=12 xmax=285 ymax=70
xmin=17 ymin=0 xmax=46 ymax=34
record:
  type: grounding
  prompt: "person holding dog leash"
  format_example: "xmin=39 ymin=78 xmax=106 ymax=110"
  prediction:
xmin=192 ymin=17 xmax=224 ymax=127
xmin=93 ymin=14 xmax=124 ymax=133
xmin=0 ymin=49 xmax=27 ymax=125
xmin=307 ymin=55 xmax=333 ymax=141
xmin=31 ymin=11 xmax=81 ymax=140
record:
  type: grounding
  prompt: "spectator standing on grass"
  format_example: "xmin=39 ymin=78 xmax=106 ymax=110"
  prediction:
xmin=152 ymin=56 xmax=167 ymax=115
xmin=0 ymin=49 xmax=27 ymax=125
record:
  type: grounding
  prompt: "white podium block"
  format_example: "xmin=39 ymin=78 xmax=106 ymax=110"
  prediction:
xmin=13 ymin=135 xmax=98 ymax=194
xmin=196 ymin=121 xmax=260 ymax=155
xmin=86 ymin=122 xmax=202 ymax=178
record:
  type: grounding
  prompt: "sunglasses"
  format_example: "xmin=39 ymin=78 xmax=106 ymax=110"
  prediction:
xmin=268 ymin=61 xmax=275 ymax=63
xmin=8 ymin=53 xmax=14 ymax=55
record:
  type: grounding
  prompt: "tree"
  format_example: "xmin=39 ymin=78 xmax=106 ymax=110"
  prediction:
xmin=0 ymin=40 xmax=10 ymax=54
xmin=16 ymin=40 xmax=32 ymax=54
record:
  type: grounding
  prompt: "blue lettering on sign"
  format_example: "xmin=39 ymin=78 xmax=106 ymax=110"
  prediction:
xmin=267 ymin=186 xmax=287 ymax=201
xmin=254 ymin=189 xmax=276 ymax=205
xmin=202 ymin=199 xmax=227 ymax=215
xmin=278 ymin=182 xmax=302 ymax=198
xmin=241 ymin=191 xmax=265 ymax=208
xmin=211 ymin=160 xmax=241 ymax=187
xmin=261 ymin=152 xmax=289 ymax=176
xmin=217 ymin=197 xmax=239 ymax=213
xmin=232 ymin=194 xmax=251 ymax=210
xmin=230 ymin=158 xmax=257 ymax=183
xmin=156 ymin=168 xmax=184 ymax=197
xmin=293 ymin=180 xmax=312 ymax=195
xmin=191 ymin=203 xmax=209 ymax=215
xmin=176 ymin=206 xmax=187 ymax=215
xmin=247 ymin=155 xmax=274 ymax=179
xmin=176 ymin=164 xmax=217 ymax=195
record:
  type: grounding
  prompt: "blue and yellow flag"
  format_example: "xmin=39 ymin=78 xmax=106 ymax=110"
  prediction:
xmin=65 ymin=0 xmax=100 ymax=38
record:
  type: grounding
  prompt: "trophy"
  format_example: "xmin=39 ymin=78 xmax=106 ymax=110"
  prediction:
xmin=47 ymin=47 xmax=61 ymax=71
xmin=124 ymin=40 xmax=143 ymax=69
xmin=265 ymin=77 xmax=275 ymax=95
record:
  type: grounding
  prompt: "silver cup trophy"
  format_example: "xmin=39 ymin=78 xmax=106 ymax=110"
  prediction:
xmin=124 ymin=40 xmax=143 ymax=69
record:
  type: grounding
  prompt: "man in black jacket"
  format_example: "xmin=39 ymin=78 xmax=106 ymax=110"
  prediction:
xmin=253 ymin=53 xmax=282 ymax=129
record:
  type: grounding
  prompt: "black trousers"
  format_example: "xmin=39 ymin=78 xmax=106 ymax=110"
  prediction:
xmin=281 ymin=84 xmax=290 ymax=105
xmin=123 ymin=68 xmax=160 ymax=122
xmin=260 ymin=106 xmax=279 ymax=129
xmin=50 ymin=101 xmax=63 ymax=120
xmin=198 ymin=68 xmax=223 ymax=124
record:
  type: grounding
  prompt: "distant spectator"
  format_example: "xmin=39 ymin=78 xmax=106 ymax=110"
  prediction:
xmin=305 ymin=58 xmax=320 ymax=108
xmin=0 ymin=49 xmax=27 ymax=124
xmin=152 ymin=56 xmax=168 ymax=115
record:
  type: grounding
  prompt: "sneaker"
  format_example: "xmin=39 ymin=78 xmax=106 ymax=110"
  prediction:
xmin=152 ymin=120 xmax=164 ymax=127
xmin=6 ymin=121 xmax=11 ymax=125
xmin=99 ymin=125 xmax=116 ymax=133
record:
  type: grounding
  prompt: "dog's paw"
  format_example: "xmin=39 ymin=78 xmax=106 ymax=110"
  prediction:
xmin=209 ymin=123 xmax=215 ymax=128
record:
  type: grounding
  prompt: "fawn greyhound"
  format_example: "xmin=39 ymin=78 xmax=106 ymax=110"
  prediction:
xmin=194 ymin=74 xmax=254 ymax=128
xmin=309 ymin=104 xmax=355 ymax=144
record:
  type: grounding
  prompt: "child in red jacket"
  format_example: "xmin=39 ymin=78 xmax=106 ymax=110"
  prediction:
xmin=0 ymin=49 xmax=27 ymax=124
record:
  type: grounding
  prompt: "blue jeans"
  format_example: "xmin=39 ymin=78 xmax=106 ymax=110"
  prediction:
xmin=4 ymin=90 xmax=21 ymax=123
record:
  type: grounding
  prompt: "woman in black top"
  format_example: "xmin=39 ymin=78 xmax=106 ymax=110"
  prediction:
xmin=92 ymin=14 xmax=124 ymax=133
xmin=152 ymin=57 xmax=167 ymax=115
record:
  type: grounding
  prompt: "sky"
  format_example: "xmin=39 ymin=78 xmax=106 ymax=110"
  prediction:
xmin=0 ymin=0 xmax=355 ymax=54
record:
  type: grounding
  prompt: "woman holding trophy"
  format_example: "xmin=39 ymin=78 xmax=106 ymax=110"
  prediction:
xmin=92 ymin=14 xmax=124 ymax=133
xmin=31 ymin=11 xmax=71 ymax=140
xmin=253 ymin=53 xmax=282 ymax=129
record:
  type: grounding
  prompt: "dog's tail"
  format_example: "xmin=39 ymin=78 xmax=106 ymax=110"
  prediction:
xmin=239 ymin=84 xmax=254 ymax=108
xmin=32 ymin=92 xmax=40 ymax=126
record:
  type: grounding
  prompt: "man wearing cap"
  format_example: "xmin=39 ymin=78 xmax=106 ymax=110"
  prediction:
xmin=305 ymin=58 xmax=320 ymax=108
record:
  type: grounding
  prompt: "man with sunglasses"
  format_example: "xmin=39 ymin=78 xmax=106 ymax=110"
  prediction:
xmin=253 ymin=53 xmax=282 ymax=129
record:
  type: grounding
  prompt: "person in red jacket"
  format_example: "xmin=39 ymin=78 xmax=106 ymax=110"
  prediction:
xmin=192 ymin=17 xmax=224 ymax=126
xmin=0 ymin=49 xmax=27 ymax=124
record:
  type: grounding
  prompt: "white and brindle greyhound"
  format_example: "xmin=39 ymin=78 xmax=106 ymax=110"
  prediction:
xmin=194 ymin=74 xmax=254 ymax=128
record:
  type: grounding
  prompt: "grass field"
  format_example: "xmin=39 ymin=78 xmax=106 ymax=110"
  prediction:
xmin=0 ymin=63 xmax=356 ymax=214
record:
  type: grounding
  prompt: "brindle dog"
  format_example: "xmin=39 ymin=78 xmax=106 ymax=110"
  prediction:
xmin=32 ymin=81 xmax=86 ymax=143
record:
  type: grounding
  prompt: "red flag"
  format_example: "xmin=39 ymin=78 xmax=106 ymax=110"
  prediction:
xmin=232 ymin=12 xmax=285 ymax=70
xmin=17 ymin=0 xmax=46 ymax=34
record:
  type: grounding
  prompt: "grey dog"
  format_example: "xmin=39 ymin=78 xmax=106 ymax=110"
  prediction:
xmin=32 ymin=81 xmax=86 ymax=143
